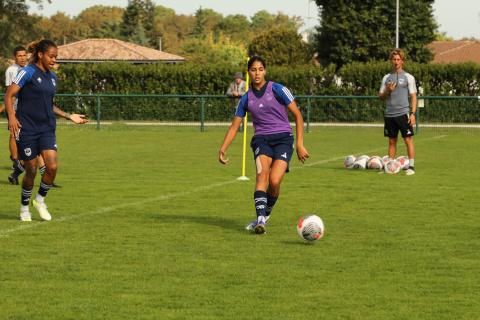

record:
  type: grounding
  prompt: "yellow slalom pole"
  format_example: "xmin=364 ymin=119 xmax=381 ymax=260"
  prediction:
xmin=237 ymin=61 xmax=250 ymax=181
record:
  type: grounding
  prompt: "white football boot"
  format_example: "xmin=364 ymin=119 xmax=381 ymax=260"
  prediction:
xmin=19 ymin=206 xmax=32 ymax=222
xmin=33 ymin=197 xmax=52 ymax=221
xmin=405 ymin=166 xmax=415 ymax=176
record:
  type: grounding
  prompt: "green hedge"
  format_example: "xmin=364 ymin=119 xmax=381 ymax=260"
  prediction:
xmin=3 ymin=61 xmax=480 ymax=122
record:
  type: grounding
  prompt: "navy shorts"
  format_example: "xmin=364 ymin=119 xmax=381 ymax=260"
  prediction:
xmin=384 ymin=114 xmax=414 ymax=138
xmin=17 ymin=130 xmax=57 ymax=161
xmin=250 ymin=132 xmax=294 ymax=164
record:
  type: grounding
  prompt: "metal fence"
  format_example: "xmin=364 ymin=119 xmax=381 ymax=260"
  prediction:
xmin=2 ymin=94 xmax=479 ymax=132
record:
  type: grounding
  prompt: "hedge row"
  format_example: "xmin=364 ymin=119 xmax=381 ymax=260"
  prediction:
xmin=2 ymin=61 xmax=479 ymax=122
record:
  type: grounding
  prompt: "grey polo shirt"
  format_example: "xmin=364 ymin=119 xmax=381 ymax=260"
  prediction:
xmin=379 ymin=71 xmax=417 ymax=117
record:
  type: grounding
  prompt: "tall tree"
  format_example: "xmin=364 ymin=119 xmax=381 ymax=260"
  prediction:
xmin=0 ymin=0 xmax=49 ymax=57
xmin=75 ymin=5 xmax=124 ymax=38
xmin=315 ymin=0 xmax=437 ymax=67
xmin=191 ymin=7 xmax=223 ymax=39
xmin=121 ymin=0 xmax=155 ymax=46
xmin=248 ymin=28 xmax=309 ymax=66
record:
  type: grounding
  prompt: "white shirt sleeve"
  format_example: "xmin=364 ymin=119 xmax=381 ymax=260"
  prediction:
xmin=406 ymin=73 xmax=417 ymax=94
xmin=379 ymin=74 xmax=389 ymax=94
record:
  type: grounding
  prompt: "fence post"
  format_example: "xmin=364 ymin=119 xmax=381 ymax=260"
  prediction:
xmin=96 ymin=95 xmax=101 ymax=130
xmin=200 ymin=96 xmax=205 ymax=132
xmin=306 ymin=97 xmax=311 ymax=133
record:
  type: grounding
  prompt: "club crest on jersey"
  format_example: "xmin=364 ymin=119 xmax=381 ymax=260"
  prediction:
xmin=37 ymin=77 xmax=42 ymax=83
xmin=24 ymin=148 xmax=32 ymax=157
xmin=51 ymin=78 xmax=56 ymax=87
xmin=398 ymin=78 xmax=405 ymax=85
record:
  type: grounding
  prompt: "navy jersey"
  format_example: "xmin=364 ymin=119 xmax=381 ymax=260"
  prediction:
xmin=13 ymin=64 xmax=57 ymax=133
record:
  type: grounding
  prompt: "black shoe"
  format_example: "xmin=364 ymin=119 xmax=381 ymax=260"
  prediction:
xmin=8 ymin=175 xmax=19 ymax=185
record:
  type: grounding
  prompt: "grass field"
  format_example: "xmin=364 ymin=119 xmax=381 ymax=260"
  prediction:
xmin=0 ymin=125 xmax=478 ymax=319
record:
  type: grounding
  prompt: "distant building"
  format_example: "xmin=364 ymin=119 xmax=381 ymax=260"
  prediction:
xmin=57 ymin=38 xmax=186 ymax=64
xmin=428 ymin=40 xmax=480 ymax=64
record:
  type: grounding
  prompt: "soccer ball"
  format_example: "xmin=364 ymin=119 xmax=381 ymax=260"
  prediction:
xmin=367 ymin=156 xmax=383 ymax=170
xmin=396 ymin=156 xmax=410 ymax=170
xmin=297 ymin=215 xmax=325 ymax=241
xmin=384 ymin=159 xmax=401 ymax=174
xmin=382 ymin=155 xmax=391 ymax=165
xmin=344 ymin=155 xmax=356 ymax=169
xmin=353 ymin=155 xmax=369 ymax=169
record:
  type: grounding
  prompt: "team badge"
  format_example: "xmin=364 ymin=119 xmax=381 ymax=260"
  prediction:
xmin=37 ymin=77 xmax=42 ymax=83
xmin=24 ymin=148 xmax=32 ymax=157
xmin=51 ymin=78 xmax=56 ymax=87
xmin=255 ymin=147 xmax=260 ymax=155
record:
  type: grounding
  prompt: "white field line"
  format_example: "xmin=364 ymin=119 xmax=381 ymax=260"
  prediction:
xmin=0 ymin=134 xmax=448 ymax=238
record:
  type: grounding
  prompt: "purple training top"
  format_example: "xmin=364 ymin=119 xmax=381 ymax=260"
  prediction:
xmin=235 ymin=81 xmax=294 ymax=135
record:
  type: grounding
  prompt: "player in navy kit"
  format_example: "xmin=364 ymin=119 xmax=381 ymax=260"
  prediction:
xmin=4 ymin=39 xmax=87 ymax=221
xmin=218 ymin=56 xmax=309 ymax=234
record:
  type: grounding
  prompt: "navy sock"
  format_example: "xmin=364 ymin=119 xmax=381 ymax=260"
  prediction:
xmin=265 ymin=194 xmax=278 ymax=217
xmin=39 ymin=165 xmax=46 ymax=177
xmin=38 ymin=180 xmax=52 ymax=197
xmin=254 ymin=190 xmax=267 ymax=218
xmin=21 ymin=187 xmax=33 ymax=206
xmin=11 ymin=160 xmax=25 ymax=179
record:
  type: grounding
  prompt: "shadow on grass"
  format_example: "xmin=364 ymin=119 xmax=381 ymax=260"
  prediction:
xmin=0 ymin=213 xmax=14 ymax=220
xmin=151 ymin=213 xmax=244 ymax=233
xmin=280 ymin=239 xmax=318 ymax=246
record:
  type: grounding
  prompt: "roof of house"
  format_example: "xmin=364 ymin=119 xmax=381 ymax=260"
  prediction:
xmin=57 ymin=38 xmax=185 ymax=63
xmin=427 ymin=40 xmax=480 ymax=64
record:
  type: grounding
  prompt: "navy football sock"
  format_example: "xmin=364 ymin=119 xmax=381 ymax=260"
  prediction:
xmin=265 ymin=194 xmax=278 ymax=217
xmin=21 ymin=187 xmax=33 ymax=206
xmin=254 ymin=190 xmax=267 ymax=218
xmin=38 ymin=180 xmax=52 ymax=198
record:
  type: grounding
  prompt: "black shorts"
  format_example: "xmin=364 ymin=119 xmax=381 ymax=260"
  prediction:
xmin=251 ymin=132 xmax=294 ymax=163
xmin=384 ymin=114 xmax=414 ymax=138
xmin=17 ymin=130 xmax=57 ymax=161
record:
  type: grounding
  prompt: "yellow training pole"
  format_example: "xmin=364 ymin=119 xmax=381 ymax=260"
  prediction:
xmin=237 ymin=63 xmax=250 ymax=181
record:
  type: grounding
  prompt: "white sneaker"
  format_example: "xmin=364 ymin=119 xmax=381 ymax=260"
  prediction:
xmin=405 ymin=166 xmax=415 ymax=176
xmin=20 ymin=208 xmax=32 ymax=222
xmin=33 ymin=199 xmax=52 ymax=221
xmin=245 ymin=215 xmax=270 ymax=230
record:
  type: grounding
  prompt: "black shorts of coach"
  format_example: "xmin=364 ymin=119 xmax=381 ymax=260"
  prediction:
xmin=384 ymin=114 xmax=414 ymax=138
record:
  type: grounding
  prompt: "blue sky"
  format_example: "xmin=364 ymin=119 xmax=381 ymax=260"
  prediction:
xmin=30 ymin=0 xmax=480 ymax=40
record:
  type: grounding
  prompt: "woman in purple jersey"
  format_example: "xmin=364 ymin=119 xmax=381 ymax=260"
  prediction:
xmin=5 ymin=39 xmax=87 ymax=222
xmin=218 ymin=56 xmax=309 ymax=234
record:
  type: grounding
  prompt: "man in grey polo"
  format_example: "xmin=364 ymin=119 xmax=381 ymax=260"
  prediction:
xmin=379 ymin=49 xmax=416 ymax=175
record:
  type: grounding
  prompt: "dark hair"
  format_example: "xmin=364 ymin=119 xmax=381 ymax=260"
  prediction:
xmin=27 ymin=39 xmax=57 ymax=63
xmin=13 ymin=46 xmax=26 ymax=56
xmin=247 ymin=55 xmax=266 ymax=69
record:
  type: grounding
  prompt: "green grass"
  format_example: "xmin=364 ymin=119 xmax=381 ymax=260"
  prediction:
xmin=0 ymin=125 xmax=479 ymax=319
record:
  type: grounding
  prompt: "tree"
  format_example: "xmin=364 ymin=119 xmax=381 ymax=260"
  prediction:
xmin=0 ymin=0 xmax=49 ymax=57
xmin=152 ymin=6 xmax=195 ymax=52
xmin=75 ymin=5 xmax=124 ymax=38
xmin=191 ymin=7 xmax=223 ymax=39
xmin=314 ymin=0 xmax=437 ymax=67
xmin=121 ymin=0 xmax=156 ymax=46
xmin=251 ymin=10 xmax=302 ymax=34
xmin=248 ymin=28 xmax=309 ymax=66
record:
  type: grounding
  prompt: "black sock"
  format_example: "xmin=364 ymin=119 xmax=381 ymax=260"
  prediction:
xmin=39 ymin=165 xmax=46 ymax=177
xmin=38 ymin=180 xmax=52 ymax=197
xmin=265 ymin=194 xmax=278 ymax=217
xmin=254 ymin=190 xmax=267 ymax=218
xmin=21 ymin=187 xmax=33 ymax=206
xmin=11 ymin=160 xmax=25 ymax=179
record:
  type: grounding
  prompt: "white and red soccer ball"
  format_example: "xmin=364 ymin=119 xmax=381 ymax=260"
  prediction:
xmin=344 ymin=155 xmax=356 ymax=169
xmin=353 ymin=155 xmax=369 ymax=170
xmin=384 ymin=159 xmax=401 ymax=174
xmin=297 ymin=215 xmax=325 ymax=242
xmin=367 ymin=156 xmax=383 ymax=170
xmin=396 ymin=156 xmax=410 ymax=170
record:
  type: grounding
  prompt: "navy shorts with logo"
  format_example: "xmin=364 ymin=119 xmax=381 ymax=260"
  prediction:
xmin=384 ymin=114 xmax=414 ymax=138
xmin=17 ymin=130 xmax=57 ymax=161
xmin=250 ymin=132 xmax=294 ymax=164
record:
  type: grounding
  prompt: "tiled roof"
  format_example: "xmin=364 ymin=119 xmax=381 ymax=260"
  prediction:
xmin=428 ymin=40 xmax=480 ymax=64
xmin=57 ymin=38 xmax=185 ymax=63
